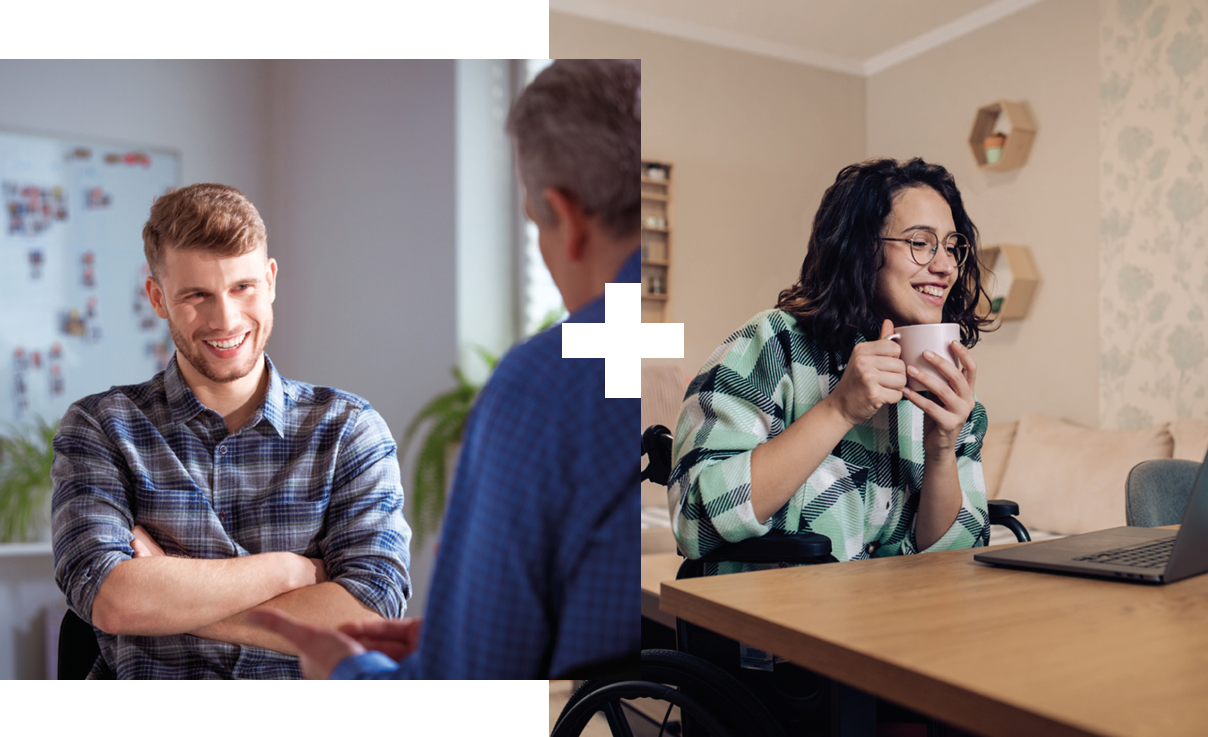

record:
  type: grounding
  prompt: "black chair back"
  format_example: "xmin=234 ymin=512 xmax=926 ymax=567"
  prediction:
xmin=58 ymin=609 xmax=100 ymax=680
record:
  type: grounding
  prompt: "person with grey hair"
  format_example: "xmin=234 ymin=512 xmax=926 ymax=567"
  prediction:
xmin=252 ymin=59 xmax=641 ymax=679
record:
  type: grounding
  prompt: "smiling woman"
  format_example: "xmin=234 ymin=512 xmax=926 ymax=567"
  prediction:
xmin=669 ymin=158 xmax=997 ymax=571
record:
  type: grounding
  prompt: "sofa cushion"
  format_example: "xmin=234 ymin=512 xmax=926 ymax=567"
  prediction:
xmin=1170 ymin=418 xmax=1208 ymax=463
xmin=642 ymin=363 xmax=689 ymax=516
xmin=981 ymin=421 xmax=1017 ymax=500
xmin=996 ymin=413 xmax=1173 ymax=535
xmin=641 ymin=363 xmax=689 ymax=432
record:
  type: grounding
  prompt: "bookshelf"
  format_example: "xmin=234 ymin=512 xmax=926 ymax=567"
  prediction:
xmin=641 ymin=160 xmax=673 ymax=322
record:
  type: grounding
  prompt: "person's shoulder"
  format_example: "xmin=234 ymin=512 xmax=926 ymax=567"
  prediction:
xmin=484 ymin=326 xmax=566 ymax=400
xmin=703 ymin=309 xmax=812 ymax=370
xmin=725 ymin=309 xmax=808 ymax=348
xmin=478 ymin=322 xmax=633 ymax=425
xmin=276 ymin=370 xmax=365 ymax=410
xmin=276 ymin=374 xmax=387 ymax=432
xmin=65 ymin=371 xmax=169 ymax=427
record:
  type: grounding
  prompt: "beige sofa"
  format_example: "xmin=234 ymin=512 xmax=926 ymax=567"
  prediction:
xmin=981 ymin=414 xmax=1208 ymax=538
xmin=641 ymin=365 xmax=1208 ymax=552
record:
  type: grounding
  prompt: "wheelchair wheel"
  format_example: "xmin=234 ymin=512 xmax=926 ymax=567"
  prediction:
xmin=550 ymin=649 xmax=788 ymax=737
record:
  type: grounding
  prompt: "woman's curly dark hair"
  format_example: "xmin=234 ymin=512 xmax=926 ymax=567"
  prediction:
xmin=776 ymin=157 xmax=994 ymax=352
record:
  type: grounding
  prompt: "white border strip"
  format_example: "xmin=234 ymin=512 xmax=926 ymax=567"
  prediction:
xmin=550 ymin=0 xmax=865 ymax=76
xmin=863 ymin=0 xmax=1048 ymax=75
xmin=551 ymin=0 xmax=1047 ymax=78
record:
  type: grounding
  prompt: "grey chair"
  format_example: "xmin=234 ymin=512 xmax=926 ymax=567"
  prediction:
xmin=1125 ymin=459 xmax=1202 ymax=527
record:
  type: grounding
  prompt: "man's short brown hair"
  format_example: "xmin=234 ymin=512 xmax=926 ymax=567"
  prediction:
xmin=142 ymin=183 xmax=267 ymax=280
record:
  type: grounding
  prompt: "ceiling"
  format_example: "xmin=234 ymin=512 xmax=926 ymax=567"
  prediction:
xmin=550 ymin=0 xmax=1047 ymax=76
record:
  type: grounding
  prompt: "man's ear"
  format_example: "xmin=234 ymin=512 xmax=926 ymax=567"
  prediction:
xmin=265 ymin=257 xmax=278 ymax=304
xmin=542 ymin=188 xmax=590 ymax=261
xmin=145 ymin=275 xmax=169 ymax=319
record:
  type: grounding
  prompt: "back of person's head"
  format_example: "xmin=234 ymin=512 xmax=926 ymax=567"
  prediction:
xmin=777 ymin=157 xmax=991 ymax=351
xmin=506 ymin=59 xmax=640 ymax=241
xmin=143 ymin=183 xmax=267 ymax=281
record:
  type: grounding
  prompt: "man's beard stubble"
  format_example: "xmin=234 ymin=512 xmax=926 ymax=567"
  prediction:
xmin=166 ymin=315 xmax=272 ymax=384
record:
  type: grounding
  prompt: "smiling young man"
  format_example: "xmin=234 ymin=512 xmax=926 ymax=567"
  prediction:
xmin=50 ymin=184 xmax=411 ymax=679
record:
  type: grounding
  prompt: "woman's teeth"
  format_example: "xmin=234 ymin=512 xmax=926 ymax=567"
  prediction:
xmin=205 ymin=334 xmax=247 ymax=350
xmin=914 ymin=285 xmax=944 ymax=298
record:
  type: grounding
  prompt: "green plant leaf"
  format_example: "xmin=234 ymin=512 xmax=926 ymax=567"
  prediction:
xmin=0 ymin=415 xmax=58 ymax=543
xmin=472 ymin=345 xmax=501 ymax=373
xmin=535 ymin=307 xmax=567 ymax=334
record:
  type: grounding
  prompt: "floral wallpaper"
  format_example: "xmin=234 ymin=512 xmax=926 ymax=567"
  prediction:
xmin=1101 ymin=0 xmax=1208 ymax=429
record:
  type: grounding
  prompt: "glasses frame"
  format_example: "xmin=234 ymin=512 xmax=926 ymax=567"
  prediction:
xmin=882 ymin=230 xmax=970 ymax=267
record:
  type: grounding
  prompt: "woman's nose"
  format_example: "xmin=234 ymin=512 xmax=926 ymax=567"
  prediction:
xmin=930 ymin=251 xmax=958 ymax=275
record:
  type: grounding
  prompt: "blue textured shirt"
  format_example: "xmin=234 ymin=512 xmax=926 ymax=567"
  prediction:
xmin=51 ymin=354 xmax=411 ymax=679
xmin=332 ymin=249 xmax=641 ymax=680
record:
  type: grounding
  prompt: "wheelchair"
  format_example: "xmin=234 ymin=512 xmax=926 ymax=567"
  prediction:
xmin=552 ymin=425 xmax=1031 ymax=737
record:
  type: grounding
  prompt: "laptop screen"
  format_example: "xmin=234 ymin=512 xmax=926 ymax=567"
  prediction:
xmin=1165 ymin=449 xmax=1208 ymax=581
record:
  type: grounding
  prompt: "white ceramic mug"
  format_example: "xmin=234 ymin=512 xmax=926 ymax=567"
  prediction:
xmin=889 ymin=323 xmax=961 ymax=392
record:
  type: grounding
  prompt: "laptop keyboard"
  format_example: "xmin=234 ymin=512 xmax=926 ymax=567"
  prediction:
xmin=1074 ymin=537 xmax=1176 ymax=569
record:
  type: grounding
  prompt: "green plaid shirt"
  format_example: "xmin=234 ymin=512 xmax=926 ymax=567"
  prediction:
xmin=669 ymin=310 xmax=989 ymax=570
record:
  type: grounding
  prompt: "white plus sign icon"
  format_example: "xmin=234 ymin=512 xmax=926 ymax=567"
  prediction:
xmin=562 ymin=282 xmax=684 ymax=398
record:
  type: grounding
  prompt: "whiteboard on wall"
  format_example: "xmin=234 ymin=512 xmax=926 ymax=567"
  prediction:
xmin=0 ymin=128 xmax=180 ymax=427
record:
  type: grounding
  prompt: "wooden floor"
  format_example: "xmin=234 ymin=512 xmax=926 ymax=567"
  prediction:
xmin=549 ymin=680 xmax=610 ymax=736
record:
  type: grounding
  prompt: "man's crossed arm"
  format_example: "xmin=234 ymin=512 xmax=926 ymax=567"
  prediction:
xmin=89 ymin=525 xmax=381 ymax=656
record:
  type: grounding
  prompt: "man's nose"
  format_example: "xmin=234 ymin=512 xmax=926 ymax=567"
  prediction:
xmin=210 ymin=294 xmax=241 ymax=331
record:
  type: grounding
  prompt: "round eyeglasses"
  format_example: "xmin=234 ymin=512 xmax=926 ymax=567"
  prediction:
xmin=882 ymin=230 xmax=970 ymax=267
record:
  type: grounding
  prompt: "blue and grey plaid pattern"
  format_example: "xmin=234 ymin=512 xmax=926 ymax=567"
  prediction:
xmin=331 ymin=250 xmax=641 ymax=680
xmin=669 ymin=310 xmax=990 ymax=574
xmin=51 ymin=354 xmax=411 ymax=679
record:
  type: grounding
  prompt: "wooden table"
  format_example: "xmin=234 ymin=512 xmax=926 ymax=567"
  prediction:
xmin=660 ymin=544 xmax=1208 ymax=737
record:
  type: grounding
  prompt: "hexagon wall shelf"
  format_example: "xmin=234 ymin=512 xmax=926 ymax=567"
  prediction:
xmin=968 ymin=100 xmax=1036 ymax=172
xmin=977 ymin=244 xmax=1039 ymax=321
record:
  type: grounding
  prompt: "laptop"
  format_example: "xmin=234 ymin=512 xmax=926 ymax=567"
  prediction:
xmin=974 ymin=449 xmax=1208 ymax=584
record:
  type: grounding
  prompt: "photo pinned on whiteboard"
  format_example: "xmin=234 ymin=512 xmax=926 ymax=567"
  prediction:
xmin=4 ymin=182 xmax=69 ymax=235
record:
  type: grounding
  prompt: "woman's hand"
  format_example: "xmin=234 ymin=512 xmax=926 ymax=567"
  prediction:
xmin=902 ymin=340 xmax=977 ymax=456
xmin=827 ymin=319 xmax=907 ymax=426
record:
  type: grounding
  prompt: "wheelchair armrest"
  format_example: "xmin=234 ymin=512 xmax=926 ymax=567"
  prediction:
xmin=988 ymin=498 xmax=1031 ymax=542
xmin=641 ymin=424 xmax=674 ymax=486
xmin=988 ymin=498 xmax=1019 ymax=519
xmin=695 ymin=530 xmax=832 ymax=564
xmin=676 ymin=530 xmax=834 ymax=581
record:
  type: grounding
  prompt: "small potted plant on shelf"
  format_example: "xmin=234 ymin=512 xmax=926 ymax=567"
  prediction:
xmin=984 ymin=131 xmax=1008 ymax=164
xmin=0 ymin=416 xmax=58 ymax=543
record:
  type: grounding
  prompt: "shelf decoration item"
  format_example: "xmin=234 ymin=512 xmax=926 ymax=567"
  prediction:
xmin=984 ymin=133 xmax=1007 ymax=164
xmin=968 ymin=101 xmax=1036 ymax=171
xmin=977 ymin=244 xmax=1039 ymax=321
xmin=641 ymin=159 xmax=673 ymax=321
